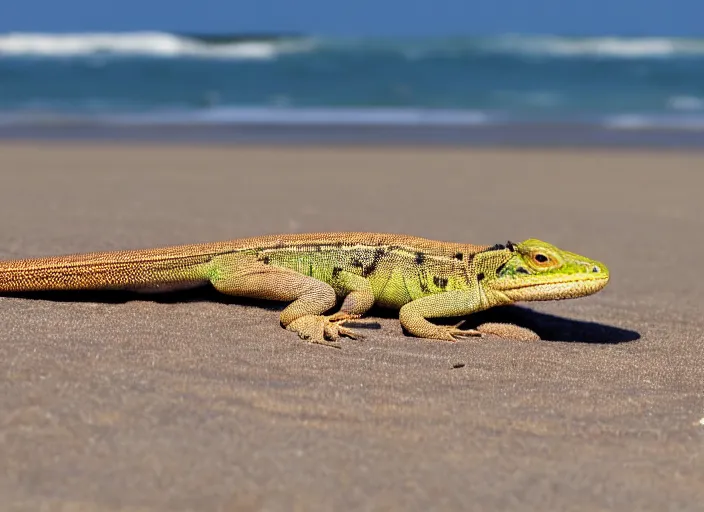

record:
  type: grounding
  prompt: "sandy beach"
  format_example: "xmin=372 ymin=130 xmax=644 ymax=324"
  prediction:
xmin=0 ymin=142 xmax=702 ymax=511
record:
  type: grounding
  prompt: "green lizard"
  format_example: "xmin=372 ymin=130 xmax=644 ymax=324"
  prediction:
xmin=0 ymin=233 xmax=609 ymax=347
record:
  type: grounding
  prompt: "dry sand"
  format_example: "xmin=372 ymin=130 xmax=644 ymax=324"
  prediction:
xmin=0 ymin=142 xmax=702 ymax=511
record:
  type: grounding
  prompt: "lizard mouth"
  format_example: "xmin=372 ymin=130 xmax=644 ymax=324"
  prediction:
xmin=499 ymin=275 xmax=610 ymax=302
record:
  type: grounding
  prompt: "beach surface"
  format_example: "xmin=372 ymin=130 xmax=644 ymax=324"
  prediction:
xmin=0 ymin=142 xmax=702 ymax=511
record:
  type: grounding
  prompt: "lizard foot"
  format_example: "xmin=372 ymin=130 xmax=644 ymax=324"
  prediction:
xmin=286 ymin=312 xmax=362 ymax=348
xmin=426 ymin=321 xmax=484 ymax=342
xmin=475 ymin=322 xmax=541 ymax=341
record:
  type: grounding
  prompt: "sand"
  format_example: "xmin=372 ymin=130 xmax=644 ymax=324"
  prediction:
xmin=0 ymin=142 xmax=702 ymax=511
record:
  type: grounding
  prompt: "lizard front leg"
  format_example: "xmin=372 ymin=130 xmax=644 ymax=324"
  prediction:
xmin=208 ymin=254 xmax=369 ymax=347
xmin=399 ymin=289 xmax=539 ymax=342
xmin=399 ymin=289 xmax=485 ymax=341
xmin=282 ymin=269 xmax=377 ymax=343
xmin=327 ymin=269 xmax=376 ymax=340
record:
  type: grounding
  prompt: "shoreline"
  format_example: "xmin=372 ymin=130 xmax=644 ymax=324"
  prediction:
xmin=1 ymin=122 xmax=704 ymax=149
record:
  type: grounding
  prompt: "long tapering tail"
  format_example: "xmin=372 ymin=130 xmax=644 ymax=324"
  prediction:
xmin=0 ymin=247 xmax=215 ymax=292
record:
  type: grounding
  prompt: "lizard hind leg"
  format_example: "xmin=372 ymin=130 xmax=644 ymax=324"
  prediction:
xmin=208 ymin=253 xmax=361 ymax=348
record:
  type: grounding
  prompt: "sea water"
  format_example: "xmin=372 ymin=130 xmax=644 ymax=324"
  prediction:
xmin=1 ymin=32 xmax=703 ymax=144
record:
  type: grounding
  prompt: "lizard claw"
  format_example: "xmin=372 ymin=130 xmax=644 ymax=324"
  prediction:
xmin=445 ymin=326 xmax=483 ymax=341
xmin=438 ymin=320 xmax=484 ymax=341
xmin=286 ymin=312 xmax=364 ymax=348
xmin=426 ymin=321 xmax=484 ymax=342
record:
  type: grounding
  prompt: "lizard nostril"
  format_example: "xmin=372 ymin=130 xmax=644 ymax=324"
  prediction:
xmin=592 ymin=266 xmax=599 ymax=272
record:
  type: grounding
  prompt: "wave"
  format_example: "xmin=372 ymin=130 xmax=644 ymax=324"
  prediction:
xmin=119 ymin=108 xmax=704 ymax=132
xmin=0 ymin=106 xmax=492 ymax=127
xmin=0 ymin=31 xmax=315 ymax=59
xmin=486 ymin=35 xmax=704 ymax=58
xmin=2 ymin=32 xmax=704 ymax=60
xmin=667 ymin=95 xmax=704 ymax=111
xmin=96 ymin=107 xmax=492 ymax=127
xmin=323 ymin=35 xmax=704 ymax=60
xmin=139 ymin=107 xmax=491 ymax=125
xmin=603 ymin=114 xmax=704 ymax=130
xmin=3 ymin=106 xmax=704 ymax=133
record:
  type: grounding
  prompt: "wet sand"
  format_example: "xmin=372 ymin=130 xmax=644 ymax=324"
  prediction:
xmin=0 ymin=142 xmax=702 ymax=511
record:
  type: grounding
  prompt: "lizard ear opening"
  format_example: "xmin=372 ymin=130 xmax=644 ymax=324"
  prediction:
xmin=473 ymin=244 xmax=515 ymax=275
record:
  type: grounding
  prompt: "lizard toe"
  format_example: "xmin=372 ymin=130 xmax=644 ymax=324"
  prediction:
xmin=324 ymin=314 xmax=364 ymax=341
xmin=446 ymin=327 xmax=483 ymax=340
xmin=475 ymin=322 xmax=541 ymax=341
xmin=337 ymin=325 xmax=364 ymax=340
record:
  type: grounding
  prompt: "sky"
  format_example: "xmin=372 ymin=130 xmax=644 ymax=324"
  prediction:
xmin=0 ymin=0 xmax=702 ymax=36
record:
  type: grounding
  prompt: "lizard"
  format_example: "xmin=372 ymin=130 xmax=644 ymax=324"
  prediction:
xmin=0 ymin=232 xmax=609 ymax=347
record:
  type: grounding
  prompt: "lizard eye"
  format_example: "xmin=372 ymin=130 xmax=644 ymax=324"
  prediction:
xmin=529 ymin=252 xmax=556 ymax=268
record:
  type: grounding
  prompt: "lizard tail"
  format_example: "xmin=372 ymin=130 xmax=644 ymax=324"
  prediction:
xmin=0 ymin=248 xmax=214 ymax=292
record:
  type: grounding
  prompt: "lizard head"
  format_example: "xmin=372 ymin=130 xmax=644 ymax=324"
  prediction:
xmin=478 ymin=239 xmax=609 ymax=302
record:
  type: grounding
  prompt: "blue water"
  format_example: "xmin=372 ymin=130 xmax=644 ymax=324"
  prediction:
xmin=1 ymin=32 xmax=704 ymax=132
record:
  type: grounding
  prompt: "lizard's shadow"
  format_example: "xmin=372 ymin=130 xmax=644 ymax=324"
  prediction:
xmin=364 ymin=302 xmax=638 ymax=344
xmin=7 ymin=288 xmax=639 ymax=345
xmin=437 ymin=305 xmax=639 ymax=344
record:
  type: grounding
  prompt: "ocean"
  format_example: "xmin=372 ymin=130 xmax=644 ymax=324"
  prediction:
xmin=1 ymin=31 xmax=704 ymax=145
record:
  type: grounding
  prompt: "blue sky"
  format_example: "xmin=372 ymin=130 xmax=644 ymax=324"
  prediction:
xmin=0 ymin=0 xmax=701 ymax=36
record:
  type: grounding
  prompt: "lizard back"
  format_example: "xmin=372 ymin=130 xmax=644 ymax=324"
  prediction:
xmin=0 ymin=232 xmax=488 ymax=294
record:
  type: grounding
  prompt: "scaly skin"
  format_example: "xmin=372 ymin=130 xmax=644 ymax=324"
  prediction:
xmin=0 ymin=233 xmax=609 ymax=347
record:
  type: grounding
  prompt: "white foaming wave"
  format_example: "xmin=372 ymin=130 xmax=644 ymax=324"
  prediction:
xmin=667 ymin=95 xmax=704 ymax=111
xmin=320 ymin=35 xmax=704 ymax=61
xmin=604 ymin=114 xmax=704 ymax=130
xmin=0 ymin=106 xmax=492 ymax=127
xmin=111 ymin=107 xmax=492 ymax=126
xmin=0 ymin=32 xmax=315 ymax=59
xmin=488 ymin=35 xmax=704 ymax=58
